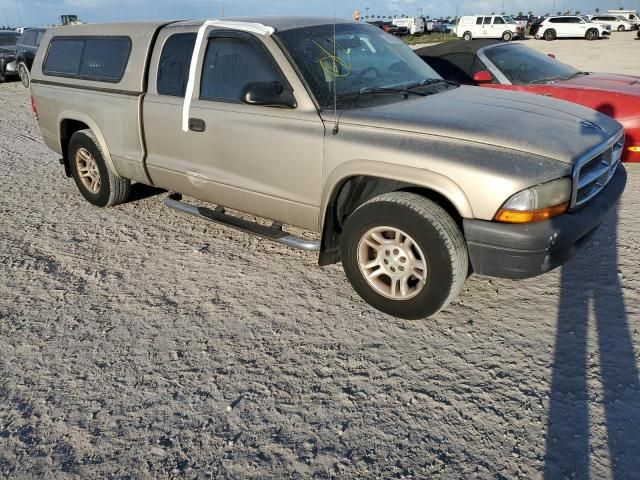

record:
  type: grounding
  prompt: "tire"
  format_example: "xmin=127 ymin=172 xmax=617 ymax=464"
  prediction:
xmin=0 ymin=74 xmax=6 ymax=83
xmin=586 ymin=29 xmax=599 ymax=40
xmin=68 ymin=129 xmax=131 ymax=207
xmin=618 ymin=25 xmax=625 ymax=32
xmin=463 ymin=32 xmax=472 ymax=41
xmin=340 ymin=192 xmax=468 ymax=320
xmin=502 ymin=31 xmax=513 ymax=41
xmin=17 ymin=62 xmax=29 ymax=88
xmin=544 ymin=29 xmax=556 ymax=41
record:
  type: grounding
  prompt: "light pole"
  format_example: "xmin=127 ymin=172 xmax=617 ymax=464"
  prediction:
xmin=15 ymin=1 xmax=22 ymax=25
xmin=219 ymin=0 xmax=225 ymax=17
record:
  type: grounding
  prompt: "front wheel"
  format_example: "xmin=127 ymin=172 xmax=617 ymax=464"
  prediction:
xmin=340 ymin=192 xmax=468 ymax=320
xmin=463 ymin=32 xmax=472 ymax=41
xmin=17 ymin=62 xmax=29 ymax=88
xmin=68 ymin=129 xmax=131 ymax=207
xmin=502 ymin=31 xmax=513 ymax=41
xmin=586 ymin=29 xmax=599 ymax=40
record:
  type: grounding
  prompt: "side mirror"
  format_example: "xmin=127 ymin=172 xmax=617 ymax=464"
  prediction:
xmin=472 ymin=70 xmax=493 ymax=84
xmin=548 ymin=53 xmax=556 ymax=59
xmin=242 ymin=81 xmax=297 ymax=109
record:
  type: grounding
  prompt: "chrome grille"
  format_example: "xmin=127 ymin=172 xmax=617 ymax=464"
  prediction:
xmin=572 ymin=132 xmax=624 ymax=209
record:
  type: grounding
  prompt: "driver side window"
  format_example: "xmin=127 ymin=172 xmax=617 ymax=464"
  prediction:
xmin=200 ymin=35 xmax=284 ymax=103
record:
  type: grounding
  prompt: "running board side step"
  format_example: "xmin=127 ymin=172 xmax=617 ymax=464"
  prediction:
xmin=164 ymin=194 xmax=320 ymax=251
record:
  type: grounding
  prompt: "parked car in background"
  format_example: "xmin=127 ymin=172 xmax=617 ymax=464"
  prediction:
xmin=529 ymin=17 xmax=546 ymax=37
xmin=591 ymin=15 xmax=634 ymax=32
xmin=29 ymin=18 xmax=626 ymax=319
xmin=392 ymin=16 xmax=424 ymax=35
xmin=536 ymin=15 xmax=610 ymax=40
xmin=440 ymin=22 xmax=455 ymax=33
xmin=608 ymin=9 xmax=639 ymax=28
xmin=16 ymin=27 xmax=46 ymax=87
xmin=456 ymin=15 xmax=524 ymax=41
xmin=382 ymin=22 xmax=407 ymax=36
xmin=427 ymin=21 xmax=451 ymax=33
xmin=0 ymin=30 xmax=19 ymax=82
xmin=417 ymin=40 xmax=640 ymax=162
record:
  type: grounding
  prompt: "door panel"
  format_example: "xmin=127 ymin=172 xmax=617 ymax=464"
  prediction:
xmin=144 ymin=31 xmax=325 ymax=231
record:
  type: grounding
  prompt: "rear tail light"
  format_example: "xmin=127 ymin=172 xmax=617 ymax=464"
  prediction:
xmin=31 ymin=95 xmax=38 ymax=120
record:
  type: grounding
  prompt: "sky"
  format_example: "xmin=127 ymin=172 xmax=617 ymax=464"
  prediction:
xmin=0 ymin=0 xmax=639 ymax=27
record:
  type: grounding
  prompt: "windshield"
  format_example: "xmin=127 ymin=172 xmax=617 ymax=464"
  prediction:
xmin=0 ymin=33 xmax=19 ymax=46
xmin=484 ymin=44 xmax=581 ymax=85
xmin=276 ymin=23 xmax=443 ymax=108
xmin=503 ymin=16 xmax=517 ymax=24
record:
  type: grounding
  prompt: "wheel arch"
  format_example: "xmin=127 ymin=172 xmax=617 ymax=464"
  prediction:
xmin=318 ymin=163 xmax=473 ymax=266
xmin=57 ymin=111 xmax=122 ymax=179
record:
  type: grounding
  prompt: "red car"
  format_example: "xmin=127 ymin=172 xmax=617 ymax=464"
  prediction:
xmin=417 ymin=40 xmax=640 ymax=162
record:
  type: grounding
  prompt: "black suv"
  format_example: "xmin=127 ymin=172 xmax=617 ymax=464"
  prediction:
xmin=16 ymin=28 xmax=46 ymax=87
xmin=0 ymin=30 xmax=19 ymax=83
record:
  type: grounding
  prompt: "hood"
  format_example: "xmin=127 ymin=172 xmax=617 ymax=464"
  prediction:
xmin=557 ymin=72 xmax=640 ymax=95
xmin=327 ymin=86 xmax=622 ymax=164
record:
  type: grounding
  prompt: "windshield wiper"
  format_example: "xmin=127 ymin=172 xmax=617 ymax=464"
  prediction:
xmin=530 ymin=72 xmax=587 ymax=84
xmin=529 ymin=75 xmax=567 ymax=85
xmin=359 ymin=86 xmax=428 ymax=97
xmin=404 ymin=78 xmax=459 ymax=89
xmin=567 ymin=71 xmax=587 ymax=79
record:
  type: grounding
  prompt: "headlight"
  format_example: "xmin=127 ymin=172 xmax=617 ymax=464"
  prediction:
xmin=494 ymin=177 xmax=571 ymax=223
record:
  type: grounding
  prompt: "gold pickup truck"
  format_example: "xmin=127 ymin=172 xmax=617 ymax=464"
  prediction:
xmin=30 ymin=17 xmax=626 ymax=319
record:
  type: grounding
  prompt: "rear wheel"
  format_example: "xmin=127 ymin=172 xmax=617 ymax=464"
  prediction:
xmin=544 ymin=29 xmax=556 ymax=41
xmin=502 ymin=31 xmax=513 ymax=41
xmin=17 ymin=62 xmax=29 ymax=88
xmin=463 ymin=31 xmax=472 ymax=41
xmin=586 ymin=29 xmax=599 ymax=40
xmin=340 ymin=192 xmax=468 ymax=320
xmin=0 ymin=74 xmax=6 ymax=83
xmin=68 ymin=129 xmax=131 ymax=207
xmin=618 ymin=25 xmax=626 ymax=32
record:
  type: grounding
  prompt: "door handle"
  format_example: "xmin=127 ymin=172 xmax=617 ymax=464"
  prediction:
xmin=188 ymin=118 xmax=206 ymax=133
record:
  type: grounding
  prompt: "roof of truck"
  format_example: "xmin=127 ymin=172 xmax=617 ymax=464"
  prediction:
xmin=171 ymin=16 xmax=356 ymax=31
xmin=43 ymin=17 xmax=356 ymax=36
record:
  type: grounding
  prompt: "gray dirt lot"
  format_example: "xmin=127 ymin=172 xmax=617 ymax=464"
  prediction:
xmin=1 ymin=35 xmax=640 ymax=479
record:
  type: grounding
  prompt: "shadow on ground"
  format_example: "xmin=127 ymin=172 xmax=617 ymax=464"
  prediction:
xmin=545 ymin=205 xmax=640 ymax=478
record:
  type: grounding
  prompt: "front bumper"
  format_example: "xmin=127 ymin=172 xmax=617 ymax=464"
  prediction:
xmin=463 ymin=165 xmax=627 ymax=279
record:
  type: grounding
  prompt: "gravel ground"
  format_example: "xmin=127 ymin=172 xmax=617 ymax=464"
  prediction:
xmin=1 ymin=46 xmax=639 ymax=479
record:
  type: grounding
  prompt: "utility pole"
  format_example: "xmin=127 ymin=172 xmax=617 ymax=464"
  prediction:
xmin=2 ymin=8 xmax=10 ymax=27
xmin=219 ymin=0 xmax=225 ymax=17
xmin=15 ymin=1 xmax=22 ymax=25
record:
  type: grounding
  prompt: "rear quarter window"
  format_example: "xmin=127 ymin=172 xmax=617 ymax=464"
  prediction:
xmin=157 ymin=33 xmax=197 ymax=97
xmin=43 ymin=36 xmax=131 ymax=83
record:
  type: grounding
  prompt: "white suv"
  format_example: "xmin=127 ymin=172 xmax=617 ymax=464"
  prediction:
xmin=536 ymin=15 xmax=611 ymax=41
xmin=591 ymin=15 xmax=634 ymax=31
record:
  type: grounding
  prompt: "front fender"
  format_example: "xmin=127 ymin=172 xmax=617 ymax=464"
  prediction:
xmin=320 ymin=160 xmax=474 ymax=229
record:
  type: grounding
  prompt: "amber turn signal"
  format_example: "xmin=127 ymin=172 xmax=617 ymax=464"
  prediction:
xmin=628 ymin=146 xmax=640 ymax=153
xmin=495 ymin=202 xmax=569 ymax=224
